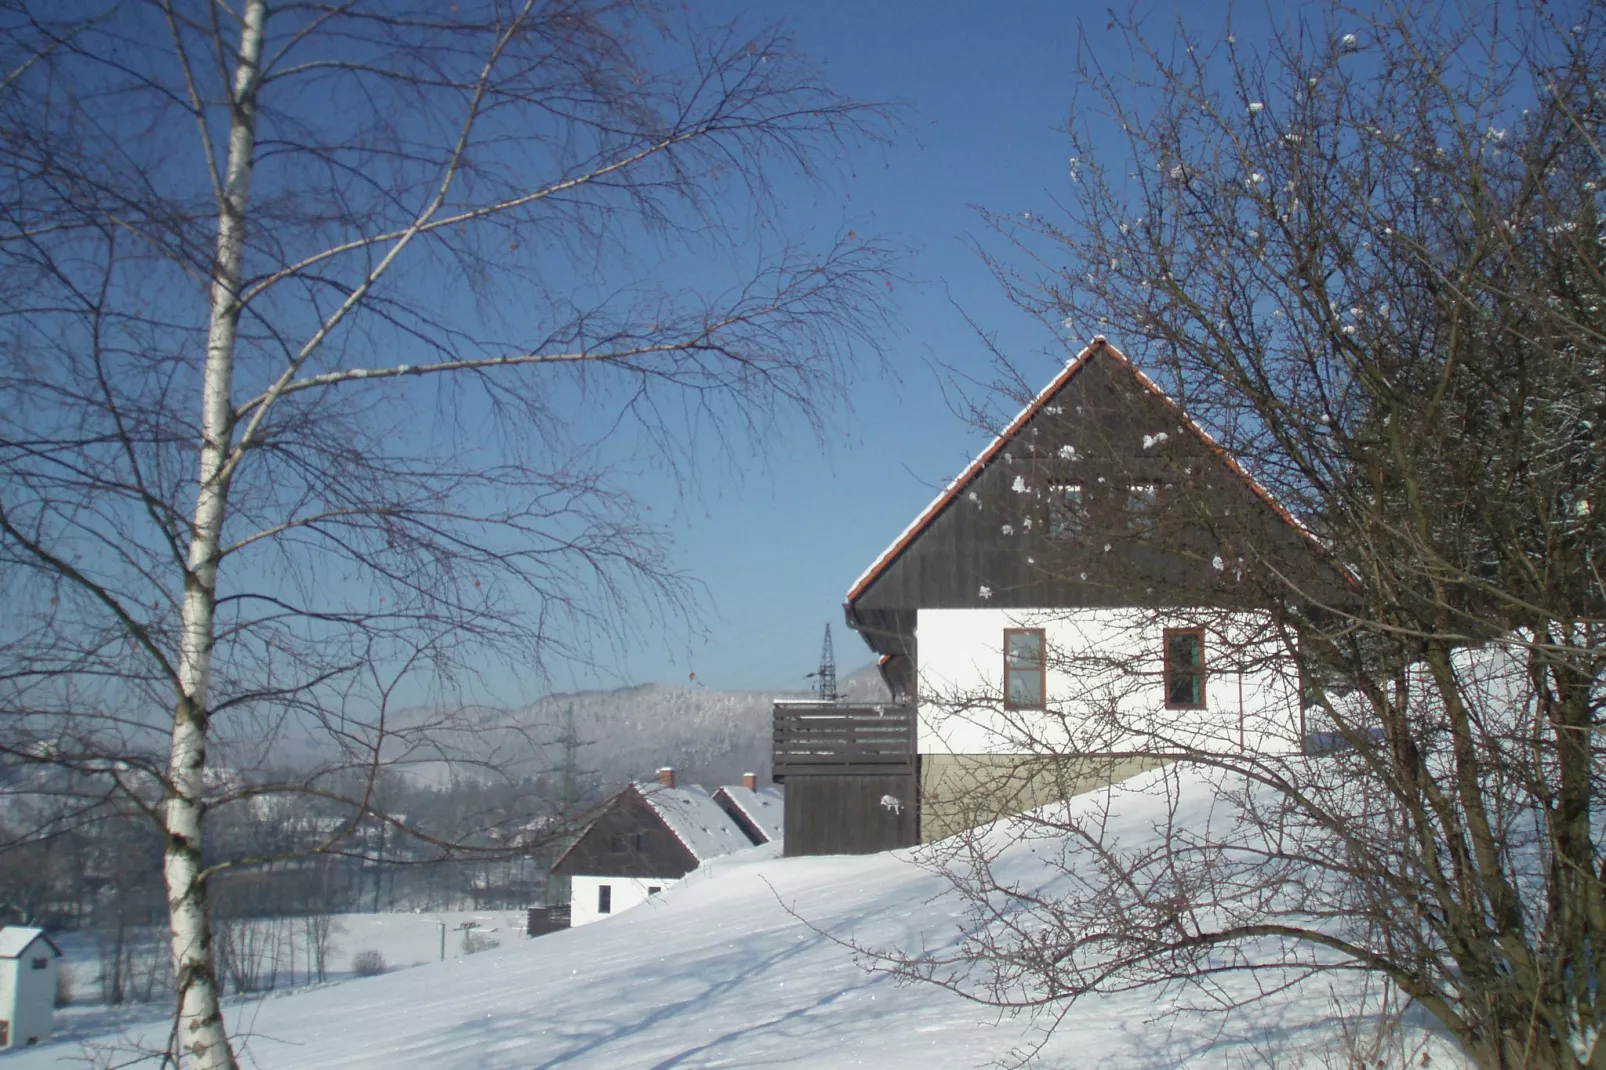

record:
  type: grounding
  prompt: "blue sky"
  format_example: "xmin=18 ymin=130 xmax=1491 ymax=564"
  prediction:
xmin=550 ymin=0 xmax=1112 ymax=695
xmin=408 ymin=0 xmax=1589 ymax=701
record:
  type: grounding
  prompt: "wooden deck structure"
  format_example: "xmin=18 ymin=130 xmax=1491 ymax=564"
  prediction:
xmin=526 ymin=904 xmax=570 ymax=936
xmin=772 ymin=702 xmax=918 ymax=856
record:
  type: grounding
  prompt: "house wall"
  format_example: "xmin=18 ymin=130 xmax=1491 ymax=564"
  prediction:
xmin=0 ymin=963 xmax=10 ymax=1047
xmin=914 ymin=606 xmax=1300 ymax=840
xmin=917 ymin=606 xmax=1301 ymax=756
xmin=549 ymin=790 xmax=700 ymax=881
xmin=850 ymin=349 xmax=1334 ymax=627
xmin=568 ymin=875 xmax=676 ymax=927
xmin=0 ymin=948 xmax=57 ymax=1048
xmin=918 ymin=752 xmax=1165 ymax=843
xmin=781 ymin=774 xmax=918 ymax=856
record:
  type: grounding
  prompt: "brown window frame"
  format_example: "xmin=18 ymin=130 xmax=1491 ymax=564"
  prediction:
xmin=1003 ymin=628 xmax=1047 ymax=710
xmin=1163 ymin=627 xmax=1206 ymax=709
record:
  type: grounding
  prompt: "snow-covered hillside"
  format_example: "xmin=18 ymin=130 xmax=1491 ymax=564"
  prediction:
xmin=15 ymin=767 xmax=1467 ymax=1069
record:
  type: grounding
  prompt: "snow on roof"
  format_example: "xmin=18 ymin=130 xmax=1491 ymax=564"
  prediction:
xmin=714 ymin=785 xmax=784 ymax=843
xmin=846 ymin=338 xmax=1319 ymax=603
xmin=0 ymin=926 xmax=60 ymax=959
xmin=634 ymin=783 xmax=755 ymax=863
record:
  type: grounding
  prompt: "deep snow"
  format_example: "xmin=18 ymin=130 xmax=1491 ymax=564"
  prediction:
xmin=13 ymin=768 xmax=1470 ymax=1069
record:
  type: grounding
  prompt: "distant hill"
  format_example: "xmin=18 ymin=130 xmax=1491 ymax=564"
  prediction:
xmin=513 ymin=661 xmax=891 ymax=790
xmin=356 ymin=662 xmax=892 ymax=793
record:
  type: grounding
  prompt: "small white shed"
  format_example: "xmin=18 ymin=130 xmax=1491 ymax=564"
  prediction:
xmin=0 ymin=926 xmax=63 ymax=1049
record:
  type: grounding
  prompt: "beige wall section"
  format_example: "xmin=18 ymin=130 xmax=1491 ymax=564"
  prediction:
xmin=919 ymin=752 xmax=1163 ymax=843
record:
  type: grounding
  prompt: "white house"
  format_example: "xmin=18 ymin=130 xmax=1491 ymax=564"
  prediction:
xmin=0 ymin=926 xmax=62 ymax=1050
xmin=778 ymin=338 xmax=1339 ymax=850
xmin=550 ymin=768 xmax=781 ymax=926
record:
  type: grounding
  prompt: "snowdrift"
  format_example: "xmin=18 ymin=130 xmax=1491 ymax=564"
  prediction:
xmin=13 ymin=767 xmax=1467 ymax=1069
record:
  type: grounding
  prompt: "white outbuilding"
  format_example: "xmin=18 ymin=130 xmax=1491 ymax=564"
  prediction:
xmin=0 ymin=926 xmax=63 ymax=1049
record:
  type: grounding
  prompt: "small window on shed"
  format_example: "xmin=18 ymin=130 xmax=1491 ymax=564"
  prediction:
xmin=598 ymin=884 xmax=612 ymax=914
xmin=30 ymin=956 xmax=47 ymax=970
xmin=1004 ymin=629 xmax=1046 ymax=709
xmin=1164 ymin=628 xmax=1206 ymax=709
xmin=648 ymin=886 xmax=662 ymax=896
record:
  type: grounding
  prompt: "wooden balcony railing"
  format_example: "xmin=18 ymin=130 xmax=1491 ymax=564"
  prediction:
xmin=526 ymin=905 xmax=570 ymax=936
xmin=772 ymin=702 xmax=915 ymax=779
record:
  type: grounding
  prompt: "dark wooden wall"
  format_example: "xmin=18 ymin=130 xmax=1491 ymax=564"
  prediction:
xmin=847 ymin=349 xmax=1340 ymax=661
xmin=782 ymin=771 xmax=918 ymax=857
xmin=526 ymin=905 xmax=571 ymax=936
xmin=550 ymin=789 xmax=700 ymax=879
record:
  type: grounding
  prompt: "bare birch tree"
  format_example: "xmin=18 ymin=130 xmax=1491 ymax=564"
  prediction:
xmin=0 ymin=1 xmax=894 ymax=1065
xmin=877 ymin=5 xmax=1606 ymax=1069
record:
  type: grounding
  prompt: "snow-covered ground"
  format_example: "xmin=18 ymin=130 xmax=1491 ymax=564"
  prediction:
xmin=13 ymin=768 xmax=1470 ymax=1069
xmin=53 ymin=910 xmax=529 ymax=981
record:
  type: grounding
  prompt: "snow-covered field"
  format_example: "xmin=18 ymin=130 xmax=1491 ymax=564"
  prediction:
xmin=14 ymin=769 xmax=1470 ymax=1069
xmin=53 ymin=910 xmax=529 ymax=982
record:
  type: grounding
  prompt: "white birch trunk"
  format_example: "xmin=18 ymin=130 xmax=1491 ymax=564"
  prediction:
xmin=164 ymin=2 xmax=266 ymax=1065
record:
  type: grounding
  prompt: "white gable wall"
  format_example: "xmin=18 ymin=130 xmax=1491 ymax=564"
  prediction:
xmin=569 ymin=875 xmax=678 ymax=927
xmin=917 ymin=607 xmax=1302 ymax=758
xmin=0 ymin=937 xmax=58 ymax=1049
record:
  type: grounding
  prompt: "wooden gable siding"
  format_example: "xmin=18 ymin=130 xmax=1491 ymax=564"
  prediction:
xmin=849 ymin=348 xmax=1323 ymax=628
xmin=548 ymin=789 xmax=700 ymax=879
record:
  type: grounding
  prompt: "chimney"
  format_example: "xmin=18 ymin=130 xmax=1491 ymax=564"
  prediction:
xmin=741 ymin=772 xmax=757 ymax=791
xmin=657 ymin=766 xmax=676 ymax=788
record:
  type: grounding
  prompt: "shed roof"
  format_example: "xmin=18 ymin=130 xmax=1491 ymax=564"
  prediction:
xmin=0 ymin=926 xmax=61 ymax=959
xmin=632 ymin=783 xmax=755 ymax=863
xmin=712 ymin=785 xmax=785 ymax=843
